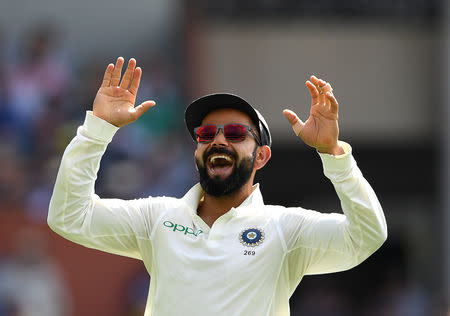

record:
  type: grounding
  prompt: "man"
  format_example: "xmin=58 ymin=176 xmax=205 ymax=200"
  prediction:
xmin=48 ymin=57 xmax=387 ymax=315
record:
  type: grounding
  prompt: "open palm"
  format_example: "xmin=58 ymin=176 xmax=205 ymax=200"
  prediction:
xmin=283 ymin=75 xmax=344 ymax=155
xmin=93 ymin=57 xmax=155 ymax=127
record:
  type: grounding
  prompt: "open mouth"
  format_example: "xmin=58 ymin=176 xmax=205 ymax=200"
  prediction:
xmin=206 ymin=154 xmax=235 ymax=178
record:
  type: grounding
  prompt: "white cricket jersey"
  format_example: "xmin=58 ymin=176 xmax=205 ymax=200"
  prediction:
xmin=48 ymin=112 xmax=387 ymax=316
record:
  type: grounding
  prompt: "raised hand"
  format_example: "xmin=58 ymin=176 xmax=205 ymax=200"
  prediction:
xmin=93 ymin=57 xmax=156 ymax=127
xmin=283 ymin=75 xmax=344 ymax=156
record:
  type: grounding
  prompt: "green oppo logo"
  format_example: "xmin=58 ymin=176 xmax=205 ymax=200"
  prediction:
xmin=163 ymin=221 xmax=203 ymax=237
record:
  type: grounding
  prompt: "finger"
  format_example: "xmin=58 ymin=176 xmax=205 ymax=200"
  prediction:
xmin=310 ymin=75 xmax=320 ymax=86
xmin=326 ymin=92 xmax=339 ymax=114
xmin=101 ymin=63 xmax=114 ymax=88
xmin=322 ymin=83 xmax=333 ymax=107
xmin=305 ymin=81 xmax=320 ymax=99
xmin=310 ymin=75 xmax=329 ymax=95
xmin=110 ymin=57 xmax=125 ymax=87
xmin=316 ymin=79 xmax=328 ymax=104
xmin=129 ymin=67 xmax=142 ymax=96
xmin=311 ymin=75 xmax=327 ymax=87
xmin=310 ymin=75 xmax=325 ymax=87
xmin=283 ymin=109 xmax=304 ymax=136
xmin=133 ymin=100 xmax=156 ymax=120
xmin=119 ymin=58 xmax=136 ymax=89
xmin=322 ymin=82 xmax=333 ymax=93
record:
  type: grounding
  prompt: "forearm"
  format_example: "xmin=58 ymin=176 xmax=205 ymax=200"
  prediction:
xmin=48 ymin=112 xmax=118 ymax=238
xmin=319 ymin=141 xmax=387 ymax=262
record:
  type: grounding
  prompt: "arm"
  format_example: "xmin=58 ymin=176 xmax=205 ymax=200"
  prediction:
xmin=281 ymin=143 xmax=387 ymax=275
xmin=48 ymin=57 xmax=157 ymax=259
xmin=281 ymin=76 xmax=387 ymax=274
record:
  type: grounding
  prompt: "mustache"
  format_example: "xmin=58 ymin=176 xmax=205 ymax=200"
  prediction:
xmin=203 ymin=147 xmax=237 ymax=162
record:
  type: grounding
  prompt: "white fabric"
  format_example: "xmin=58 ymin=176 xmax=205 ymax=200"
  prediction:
xmin=48 ymin=111 xmax=387 ymax=316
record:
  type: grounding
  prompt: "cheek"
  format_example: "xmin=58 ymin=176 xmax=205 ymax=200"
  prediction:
xmin=194 ymin=147 xmax=205 ymax=165
xmin=235 ymin=144 xmax=256 ymax=162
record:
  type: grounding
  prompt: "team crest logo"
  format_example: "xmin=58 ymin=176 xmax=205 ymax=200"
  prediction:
xmin=239 ymin=228 xmax=264 ymax=247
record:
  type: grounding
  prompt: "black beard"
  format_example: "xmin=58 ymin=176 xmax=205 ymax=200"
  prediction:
xmin=196 ymin=146 xmax=257 ymax=197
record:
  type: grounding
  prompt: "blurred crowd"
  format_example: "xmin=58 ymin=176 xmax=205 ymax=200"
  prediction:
xmin=0 ymin=23 xmax=196 ymax=220
xmin=0 ymin=22 xmax=447 ymax=316
xmin=0 ymin=22 xmax=195 ymax=315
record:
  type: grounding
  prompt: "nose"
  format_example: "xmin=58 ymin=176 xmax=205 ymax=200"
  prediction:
xmin=211 ymin=127 xmax=228 ymax=146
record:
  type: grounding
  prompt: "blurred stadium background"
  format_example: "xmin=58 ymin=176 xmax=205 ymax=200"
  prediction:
xmin=0 ymin=0 xmax=448 ymax=315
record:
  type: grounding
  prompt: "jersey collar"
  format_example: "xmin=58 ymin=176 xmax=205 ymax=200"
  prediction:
xmin=182 ymin=183 xmax=265 ymax=214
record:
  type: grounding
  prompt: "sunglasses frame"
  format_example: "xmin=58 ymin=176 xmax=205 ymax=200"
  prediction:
xmin=194 ymin=123 xmax=261 ymax=145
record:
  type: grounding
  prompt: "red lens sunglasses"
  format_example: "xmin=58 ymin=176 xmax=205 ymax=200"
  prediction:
xmin=194 ymin=124 xmax=261 ymax=145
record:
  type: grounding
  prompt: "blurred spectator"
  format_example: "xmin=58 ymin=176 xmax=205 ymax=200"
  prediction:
xmin=0 ymin=22 xmax=73 ymax=224
xmin=6 ymin=22 xmax=70 ymax=155
xmin=0 ymin=228 xmax=71 ymax=316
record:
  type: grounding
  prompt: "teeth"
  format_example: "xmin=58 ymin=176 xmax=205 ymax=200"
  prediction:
xmin=210 ymin=155 xmax=233 ymax=164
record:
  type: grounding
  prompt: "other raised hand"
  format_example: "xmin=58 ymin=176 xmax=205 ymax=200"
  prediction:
xmin=283 ymin=75 xmax=344 ymax=156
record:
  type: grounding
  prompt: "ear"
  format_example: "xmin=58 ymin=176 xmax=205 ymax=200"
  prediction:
xmin=193 ymin=149 xmax=199 ymax=171
xmin=254 ymin=145 xmax=271 ymax=170
xmin=194 ymin=147 xmax=200 ymax=168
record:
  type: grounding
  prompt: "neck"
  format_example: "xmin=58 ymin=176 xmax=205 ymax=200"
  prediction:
xmin=197 ymin=182 xmax=254 ymax=227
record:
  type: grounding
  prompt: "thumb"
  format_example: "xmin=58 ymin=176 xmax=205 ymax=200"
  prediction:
xmin=283 ymin=109 xmax=304 ymax=136
xmin=134 ymin=100 xmax=156 ymax=118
